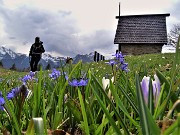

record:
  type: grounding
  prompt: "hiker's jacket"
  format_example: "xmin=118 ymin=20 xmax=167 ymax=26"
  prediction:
xmin=29 ymin=42 xmax=45 ymax=57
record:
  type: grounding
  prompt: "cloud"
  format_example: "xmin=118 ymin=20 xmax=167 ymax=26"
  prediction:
xmin=166 ymin=0 xmax=180 ymax=31
xmin=0 ymin=5 xmax=80 ymax=56
xmin=78 ymin=30 xmax=116 ymax=55
xmin=170 ymin=1 xmax=180 ymax=22
xmin=0 ymin=3 xmax=116 ymax=57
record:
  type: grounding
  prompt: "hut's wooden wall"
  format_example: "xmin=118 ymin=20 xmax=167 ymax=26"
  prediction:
xmin=120 ymin=44 xmax=163 ymax=55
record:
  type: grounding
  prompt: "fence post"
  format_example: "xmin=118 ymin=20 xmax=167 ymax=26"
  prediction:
xmin=103 ymin=56 xmax=105 ymax=61
xmin=97 ymin=53 xmax=100 ymax=62
xmin=100 ymin=55 xmax=103 ymax=61
xmin=94 ymin=51 xmax=97 ymax=62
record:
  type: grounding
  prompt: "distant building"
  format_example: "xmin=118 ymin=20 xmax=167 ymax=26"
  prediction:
xmin=114 ymin=4 xmax=170 ymax=55
xmin=161 ymin=45 xmax=176 ymax=53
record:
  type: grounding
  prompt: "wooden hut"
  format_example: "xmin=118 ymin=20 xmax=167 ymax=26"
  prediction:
xmin=114 ymin=5 xmax=170 ymax=55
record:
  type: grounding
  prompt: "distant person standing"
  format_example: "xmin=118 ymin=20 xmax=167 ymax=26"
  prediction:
xmin=29 ymin=37 xmax=45 ymax=72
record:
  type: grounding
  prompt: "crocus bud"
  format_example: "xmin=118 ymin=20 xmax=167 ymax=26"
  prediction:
xmin=141 ymin=74 xmax=161 ymax=106
xmin=152 ymin=74 xmax=161 ymax=106
xmin=102 ymin=77 xmax=114 ymax=99
xmin=141 ymin=76 xmax=150 ymax=104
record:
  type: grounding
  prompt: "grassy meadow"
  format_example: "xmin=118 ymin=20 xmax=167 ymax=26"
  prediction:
xmin=0 ymin=49 xmax=180 ymax=135
xmin=0 ymin=53 xmax=176 ymax=78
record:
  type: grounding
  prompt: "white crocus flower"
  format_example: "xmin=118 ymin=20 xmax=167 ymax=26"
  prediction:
xmin=102 ymin=77 xmax=114 ymax=99
xmin=102 ymin=77 xmax=110 ymax=91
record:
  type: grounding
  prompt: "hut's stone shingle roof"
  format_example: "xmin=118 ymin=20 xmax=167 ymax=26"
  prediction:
xmin=114 ymin=14 xmax=170 ymax=44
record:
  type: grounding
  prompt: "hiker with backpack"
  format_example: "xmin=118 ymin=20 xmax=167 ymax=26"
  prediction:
xmin=29 ymin=37 xmax=45 ymax=72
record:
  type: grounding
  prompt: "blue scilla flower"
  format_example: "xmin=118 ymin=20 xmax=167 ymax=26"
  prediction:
xmin=22 ymin=75 xmax=31 ymax=82
xmin=113 ymin=51 xmax=124 ymax=59
xmin=65 ymin=74 xmax=68 ymax=80
xmin=6 ymin=85 xmax=29 ymax=100
xmin=68 ymin=78 xmax=89 ymax=87
xmin=69 ymin=79 xmax=79 ymax=86
xmin=0 ymin=106 xmax=4 ymax=111
xmin=121 ymin=63 xmax=129 ymax=72
xmin=111 ymin=52 xmax=129 ymax=72
xmin=0 ymin=91 xmax=5 ymax=111
xmin=112 ymin=52 xmax=122 ymax=59
xmin=114 ymin=52 xmax=126 ymax=64
xmin=106 ymin=60 xmax=117 ymax=66
xmin=29 ymin=71 xmax=36 ymax=77
xmin=21 ymin=71 xmax=36 ymax=84
xmin=79 ymin=79 xmax=89 ymax=86
xmin=119 ymin=56 xmax=125 ymax=64
xmin=49 ymin=68 xmax=61 ymax=80
xmin=7 ymin=87 xmax=20 ymax=100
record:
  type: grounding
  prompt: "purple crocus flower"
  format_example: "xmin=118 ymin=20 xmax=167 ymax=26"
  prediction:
xmin=141 ymin=76 xmax=150 ymax=104
xmin=152 ymin=74 xmax=161 ymax=105
xmin=49 ymin=68 xmax=61 ymax=80
xmin=141 ymin=74 xmax=161 ymax=106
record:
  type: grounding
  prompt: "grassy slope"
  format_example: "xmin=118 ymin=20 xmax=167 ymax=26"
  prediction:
xmin=0 ymin=53 xmax=176 ymax=80
xmin=88 ymin=53 xmax=176 ymax=80
xmin=126 ymin=53 xmax=175 ymax=76
xmin=0 ymin=67 xmax=27 ymax=80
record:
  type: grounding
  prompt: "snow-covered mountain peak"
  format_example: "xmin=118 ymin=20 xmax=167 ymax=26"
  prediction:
xmin=0 ymin=46 xmax=19 ymax=59
xmin=42 ymin=53 xmax=57 ymax=62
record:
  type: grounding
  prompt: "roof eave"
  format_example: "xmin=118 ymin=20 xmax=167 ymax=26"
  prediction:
xmin=116 ymin=13 xmax=170 ymax=19
xmin=114 ymin=42 xmax=167 ymax=44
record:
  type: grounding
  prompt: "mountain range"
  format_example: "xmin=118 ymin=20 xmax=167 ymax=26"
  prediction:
xmin=0 ymin=46 xmax=94 ymax=70
xmin=0 ymin=45 xmax=175 ymax=71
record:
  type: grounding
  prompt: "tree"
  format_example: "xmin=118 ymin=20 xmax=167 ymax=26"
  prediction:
xmin=10 ymin=63 xmax=17 ymax=71
xmin=167 ymin=24 xmax=180 ymax=47
xmin=45 ymin=63 xmax=51 ymax=70
xmin=37 ymin=63 xmax=43 ymax=71
xmin=0 ymin=61 xmax=3 ymax=67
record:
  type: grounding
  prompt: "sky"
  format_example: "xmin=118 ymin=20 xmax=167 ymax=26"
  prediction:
xmin=0 ymin=0 xmax=179 ymax=58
